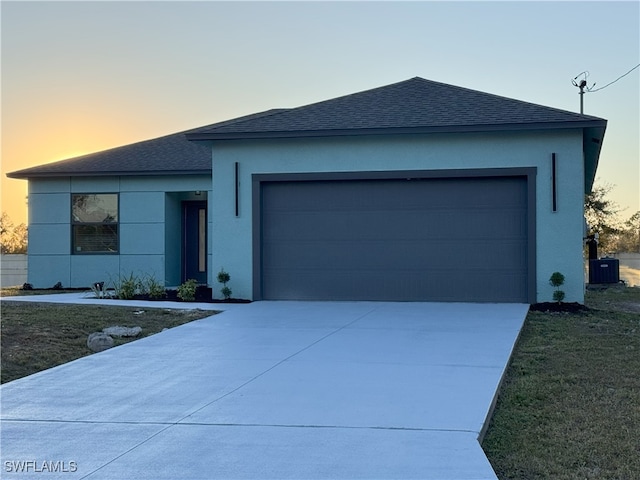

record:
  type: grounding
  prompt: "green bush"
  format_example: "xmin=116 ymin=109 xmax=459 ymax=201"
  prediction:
xmin=549 ymin=271 xmax=565 ymax=304
xmin=144 ymin=275 xmax=166 ymax=300
xmin=553 ymin=289 xmax=566 ymax=303
xmin=177 ymin=279 xmax=198 ymax=302
xmin=217 ymin=268 xmax=232 ymax=300
xmin=111 ymin=272 xmax=141 ymax=300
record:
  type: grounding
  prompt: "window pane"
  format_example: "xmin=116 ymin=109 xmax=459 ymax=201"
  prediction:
xmin=72 ymin=194 xmax=118 ymax=223
xmin=73 ymin=225 xmax=118 ymax=253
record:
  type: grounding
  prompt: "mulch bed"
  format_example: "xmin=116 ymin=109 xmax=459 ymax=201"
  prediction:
xmin=529 ymin=302 xmax=590 ymax=313
xmin=164 ymin=288 xmax=251 ymax=304
xmin=14 ymin=286 xmax=598 ymax=310
xmin=12 ymin=286 xmax=251 ymax=304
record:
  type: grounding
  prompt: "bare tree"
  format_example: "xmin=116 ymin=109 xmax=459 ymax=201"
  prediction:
xmin=616 ymin=211 xmax=640 ymax=253
xmin=584 ymin=183 xmax=621 ymax=252
xmin=0 ymin=212 xmax=28 ymax=254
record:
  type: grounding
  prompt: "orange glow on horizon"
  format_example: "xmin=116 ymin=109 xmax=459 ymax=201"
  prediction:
xmin=1 ymin=122 xmax=141 ymax=226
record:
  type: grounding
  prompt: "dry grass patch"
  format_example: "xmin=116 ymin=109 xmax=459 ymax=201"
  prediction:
xmin=482 ymin=286 xmax=640 ymax=479
xmin=0 ymin=287 xmax=82 ymax=297
xmin=1 ymin=301 xmax=215 ymax=384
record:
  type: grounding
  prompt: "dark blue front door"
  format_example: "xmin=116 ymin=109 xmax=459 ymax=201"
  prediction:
xmin=182 ymin=201 xmax=207 ymax=284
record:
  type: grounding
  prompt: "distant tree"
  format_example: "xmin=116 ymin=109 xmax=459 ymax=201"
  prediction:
xmin=616 ymin=211 xmax=640 ymax=253
xmin=584 ymin=183 xmax=621 ymax=252
xmin=0 ymin=212 xmax=10 ymax=238
xmin=0 ymin=212 xmax=28 ymax=254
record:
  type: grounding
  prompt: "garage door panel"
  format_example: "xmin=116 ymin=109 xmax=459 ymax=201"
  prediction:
xmin=263 ymin=239 xmax=525 ymax=272
xmin=265 ymin=209 xmax=525 ymax=242
xmin=263 ymin=268 xmax=527 ymax=302
xmin=260 ymin=177 xmax=529 ymax=302
xmin=263 ymin=270 xmax=453 ymax=301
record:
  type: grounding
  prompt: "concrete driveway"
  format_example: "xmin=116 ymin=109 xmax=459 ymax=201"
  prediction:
xmin=1 ymin=298 xmax=528 ymax=479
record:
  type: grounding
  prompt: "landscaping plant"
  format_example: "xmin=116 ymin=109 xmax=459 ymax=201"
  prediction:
xmin=90 ymin=281 xmax=107 ymax=299
xmin=217 ymin=268 xmax=232 ymax=300
xmin=110 ymin=272 xmax=141 ymax=300
xmin=177 ymin=279 xmax=198 ymax=302
xmin=549 ymin=271 xmax=566 ymax=303
xmin=144 ymin=274 xmax=166 ymax=300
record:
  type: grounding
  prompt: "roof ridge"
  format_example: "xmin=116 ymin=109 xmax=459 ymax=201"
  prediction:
xmin=410 ymin=76 xmax=600 ymax=121
xmin=187 ymin=76 xmax=606 ymax=140
xmin=186 ymin=78 xmax=436 ymax=136
xmin=271 ymin=77 xmax=422 ymax=113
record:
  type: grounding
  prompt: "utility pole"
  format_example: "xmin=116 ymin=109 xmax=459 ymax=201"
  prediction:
xmin=577 ymin=79 xmax=586 ymax=114
xmin=572 ymin=71 xmax=594 ymax=114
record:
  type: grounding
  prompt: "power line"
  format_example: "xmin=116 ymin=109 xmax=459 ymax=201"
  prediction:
xmin=588 ymin=64 xmax=640 ymax=93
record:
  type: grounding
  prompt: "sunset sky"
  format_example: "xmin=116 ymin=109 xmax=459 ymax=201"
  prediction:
xmin=2 ymin=1 xmax=638 ymax=226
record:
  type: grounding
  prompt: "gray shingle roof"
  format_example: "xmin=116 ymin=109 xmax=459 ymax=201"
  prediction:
xmin=8 ymin=131 xmax=210 ymax=179
xmin=7 ymin=109 xmax=287 ymax=179
xmin=186 ymin=77 xmax=606 ymax=140
xmin=8 ymin=77 xmax=606 ymax=179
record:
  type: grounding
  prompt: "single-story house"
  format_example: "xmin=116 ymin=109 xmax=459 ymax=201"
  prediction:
xmin=8 ymin=77 xmax=606 ymax=303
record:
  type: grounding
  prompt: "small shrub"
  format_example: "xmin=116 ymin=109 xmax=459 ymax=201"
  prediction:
xmin=217 ymin=268 xmax=232 ymax=300
xmin=549 ymin=271 xmax=565 ymax=304
xmin=177 ymin=279 xmax=198 ymax=302
xmin=22 ymin=283 xmax=33 ymax=291
xmin=52 ymin=282 xmax=63 ymax=290
xmin=111 ymin=272 xmax=141 ymax=300
xmin=553 ymin=289 xmax=566 ymax=303
xmin=144 ymin=275 xmax=166 ymax=300
xmin=217 ymin=269 xmax=230 ymax=285
xmin=221 ymin=286 xmax=232 ymax=299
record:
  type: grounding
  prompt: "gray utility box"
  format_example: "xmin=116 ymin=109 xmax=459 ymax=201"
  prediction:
xmin=589 ymin=258 xmax=620 ymax=284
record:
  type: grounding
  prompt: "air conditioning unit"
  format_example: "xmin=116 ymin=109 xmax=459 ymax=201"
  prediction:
xmin=589 ymin=258 xmax=620 ymax=284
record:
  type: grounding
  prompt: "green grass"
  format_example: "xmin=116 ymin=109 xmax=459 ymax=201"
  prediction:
xmin=482 ymin=286 xmax=640 ymax=479
xmin=0 ymin=300 xmax=215 ymax=384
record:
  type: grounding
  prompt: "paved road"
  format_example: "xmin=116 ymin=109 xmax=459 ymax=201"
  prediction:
xmin=620 ymin=265 xmax=640 ymax=287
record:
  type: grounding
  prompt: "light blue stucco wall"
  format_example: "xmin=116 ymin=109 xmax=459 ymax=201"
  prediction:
xmin=27 ymin=175 xmax=211 ymax=289
xmin=209 ymin=130 xmax=587 ymax=303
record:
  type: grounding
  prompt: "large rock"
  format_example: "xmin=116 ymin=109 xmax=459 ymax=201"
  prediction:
xmin=87 ymin=332 xmax=114 ymax=352
xmin=102 ymin=326 xmax=142 ymax=338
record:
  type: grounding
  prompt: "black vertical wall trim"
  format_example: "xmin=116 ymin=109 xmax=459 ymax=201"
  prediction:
xmin=551 ymin=153 xmax=557 ymax=212
xmin=235 ymin=162 xmax=239 ymax=216
xmin=252 ymin=175 xmax=262 ymax=300
xmin=528 ymin=168 xmax=538 ymax=304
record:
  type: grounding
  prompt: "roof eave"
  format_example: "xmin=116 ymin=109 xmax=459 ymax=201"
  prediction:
xmin=583 ymin=123 xmax=607 ymax=193
xmin=6 ymin=169 xmax=211 ymax=180
xmin=186 ymin=120 xmax=608 ymax=141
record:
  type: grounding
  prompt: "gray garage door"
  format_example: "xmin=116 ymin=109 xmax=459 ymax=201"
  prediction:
xmin=259 ymin=176 xmax=530 ymax=302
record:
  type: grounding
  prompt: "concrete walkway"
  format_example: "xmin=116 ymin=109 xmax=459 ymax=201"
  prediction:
xmin=1 ymin=295 xmax=528 ymax=479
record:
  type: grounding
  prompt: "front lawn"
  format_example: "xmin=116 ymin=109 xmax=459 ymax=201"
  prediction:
xmin=0 ymin=300 xmax=215 ymax=384
xmin=482 ymin=286 xmax=640 ymax=479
